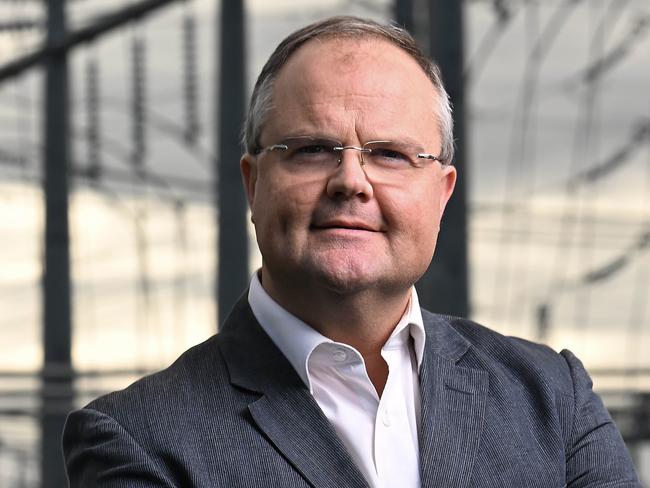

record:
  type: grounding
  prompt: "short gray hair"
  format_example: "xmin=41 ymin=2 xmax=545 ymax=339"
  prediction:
xmin=243 ymin=16 xmax=455 ymax=165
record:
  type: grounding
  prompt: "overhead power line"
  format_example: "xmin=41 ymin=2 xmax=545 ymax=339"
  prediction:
xmin=536 ymin=226 xmax=650 ymax=340
xmin=464 ymin=0 xmax=518 ymax=85
xmin=567 ymin=118 xmax=650 ymax=190
xmin=491 ymin=0 xmax=584 ymax=320
xmin=581 ymin=229 xmax=650 ymax=285
xmin=541 ymin=0 xmax=632 ymax=328
xmin=0 ymin=19 xmax=42 ymax=32
xmin=0 ymin=146 xmax=212 ymax=197
xmin=0 ymin=0 xmax=184 ymax=85
xmin=578 ymin=13 xmax=650 ymax=84
xmin=0 ymin=147 xmax=26 ymax=165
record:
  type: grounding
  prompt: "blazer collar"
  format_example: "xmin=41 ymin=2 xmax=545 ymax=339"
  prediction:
xmin=247 ymin=273 xmax=427 ymax=390
xmin=218 ymin=296 xmax=489 ymax=488
xmin=218 ymin=295 xmax=369 ymax=488
xmin=418 ymin=311 xmax=489 ymax=487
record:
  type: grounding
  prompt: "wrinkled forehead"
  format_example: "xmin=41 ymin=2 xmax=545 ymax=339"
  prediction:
xmin=265 ymin=37 xmax=441 ymax=141
xmin=273 ymin=37 xmax=434 ymax=98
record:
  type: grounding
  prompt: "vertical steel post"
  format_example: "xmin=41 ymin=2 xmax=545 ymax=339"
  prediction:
xmin=41 ymin=0 xmax=73 ymax=486
xmin=417 ymin=0 xmax=469 ymax=317
xmin=394 ymin=0 xmax=414 ymax=32
xmin=216 ymin=0 xmax=248 ymax=326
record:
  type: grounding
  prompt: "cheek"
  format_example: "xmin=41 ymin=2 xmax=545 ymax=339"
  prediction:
xmin=252 ymin=175 xmax=322 ymax=233
xmin=377 ymin=184 xmax=443 ymax=236
xmin=422 ymin=199 xmax=444 ymax=244
xmin=379 ymin=189 xmax=443 ymax=270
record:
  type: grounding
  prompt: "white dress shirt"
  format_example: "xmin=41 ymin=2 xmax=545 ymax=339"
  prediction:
xmin=248 ymin=273 xmax=426 ymax=488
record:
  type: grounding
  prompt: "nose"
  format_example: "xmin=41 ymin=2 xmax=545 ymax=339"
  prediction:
xmin=325 ymin=148 xmax=374 ymax=201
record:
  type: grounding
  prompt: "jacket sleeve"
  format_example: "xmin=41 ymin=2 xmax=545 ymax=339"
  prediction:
xmin=561 ymin=350 xmax=642 ymax=487
xmin=62 ymin=408 xmax=177 ymax=488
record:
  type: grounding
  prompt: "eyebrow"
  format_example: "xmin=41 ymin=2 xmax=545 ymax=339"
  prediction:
xmin=280 ymin=133 xmax=342 ymax=142
xmin=274 ymin=133 xmax=435 ymax=154
xmin=379 ymin=135 xmax=427 ymax=148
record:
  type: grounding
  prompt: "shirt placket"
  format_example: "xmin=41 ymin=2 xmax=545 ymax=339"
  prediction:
xmin=373 ymin=344 xmax=420 ymax=487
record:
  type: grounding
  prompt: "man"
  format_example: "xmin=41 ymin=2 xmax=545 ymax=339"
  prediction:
xmin=63 ymin=16 xmax=640 ymax=487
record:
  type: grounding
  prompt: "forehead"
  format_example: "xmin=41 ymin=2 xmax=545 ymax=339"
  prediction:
xmin=265 ymin=37 xmax=440 ymax=143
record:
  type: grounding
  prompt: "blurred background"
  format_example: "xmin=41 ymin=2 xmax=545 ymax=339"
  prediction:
xmin=0 ymin=0 xmax=648 ymax=486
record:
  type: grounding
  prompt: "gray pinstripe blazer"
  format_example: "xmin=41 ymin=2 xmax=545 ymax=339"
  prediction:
xmin=63 ymin=296 xmax=641 ymax=487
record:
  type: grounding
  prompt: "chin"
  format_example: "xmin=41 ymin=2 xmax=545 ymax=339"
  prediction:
xmin=300 ymin=254 xmax=371 ymax=292
xmin=318 ymin=273 xmax=375 ymax=295
xmin=307 ymin=257 xmax=414 ymax=297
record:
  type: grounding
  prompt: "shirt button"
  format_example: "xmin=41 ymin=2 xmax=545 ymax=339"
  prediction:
xmin=382 ymin=409 xmax=391 ymax=427
xmin=333 ymin=349 xmax=347 ymax=362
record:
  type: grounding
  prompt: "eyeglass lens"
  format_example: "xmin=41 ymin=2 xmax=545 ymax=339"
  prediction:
xmin=269 ymin=137 xmax=434 ymax=180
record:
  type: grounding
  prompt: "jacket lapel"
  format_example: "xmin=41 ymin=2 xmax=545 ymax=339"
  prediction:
xmin=419 ymin=312 xmax=489 ymax=487
xmin=218 ymin=296 xmax=369 ymax=488
xmin=248 ymin=389 xmax=369 ymax=488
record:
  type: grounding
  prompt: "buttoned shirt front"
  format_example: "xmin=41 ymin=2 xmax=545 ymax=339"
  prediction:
xmin=248 ymin=273 xmax=426 ymax=488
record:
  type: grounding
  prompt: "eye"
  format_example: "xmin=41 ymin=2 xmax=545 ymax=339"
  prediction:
xmin=294 ymin=144 xmax=331 ymax=155
xmin=367 ymin=143 xmax=413 ymax=166
xmin=282 ymin=138 xmax=339 ymax=163
xmin=373 ymin=147 xmax=408 ymax=160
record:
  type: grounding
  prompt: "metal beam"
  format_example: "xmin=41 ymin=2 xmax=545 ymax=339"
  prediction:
xmin=394 ymin=0 xmax=414 ymax=32
xmin=41 ymin=2 xmax=72 ymax=486
xmin=0 ymin=0 xmax=183 ymax=85
xmin=216 ymin=0 xmax=248 ymax=326
xmin=417 ymin=0 xmax=469 ymax=317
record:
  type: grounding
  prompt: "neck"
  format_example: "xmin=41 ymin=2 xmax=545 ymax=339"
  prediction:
xmin=259 ymin=268 xmax=412 ymax=395
xmin=262 ymin=269 xmax=411 ymax=346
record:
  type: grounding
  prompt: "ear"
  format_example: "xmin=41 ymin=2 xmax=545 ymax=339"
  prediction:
xmin=240 ymin=153 xmax=258 ymax=209
xmin=438 ymin=165 xmax=457 ymax=215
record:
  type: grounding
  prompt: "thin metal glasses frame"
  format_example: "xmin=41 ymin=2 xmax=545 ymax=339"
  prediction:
xmin=256 ymin=136 xmax=446 ymax=167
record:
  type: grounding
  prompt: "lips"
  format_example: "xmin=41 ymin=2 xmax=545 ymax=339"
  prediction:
xmin=311 ymin=219 xmax=379 ymax=232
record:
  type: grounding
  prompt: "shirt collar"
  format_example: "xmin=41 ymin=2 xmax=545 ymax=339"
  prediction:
xmin=247 ymin=271 xmax=426 ymax=390
xmin=386 ymin=287 xmax=425 ymax=368
xmin=248 ymin=272 xmax=329 ymax=389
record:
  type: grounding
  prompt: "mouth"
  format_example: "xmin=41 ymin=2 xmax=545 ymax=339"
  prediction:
xmin=311 ymin=220 xmax=379 ymax=232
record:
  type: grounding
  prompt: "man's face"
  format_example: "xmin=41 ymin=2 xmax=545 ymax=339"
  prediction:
xmin=241 ymin=38 xmax=456 ymax=298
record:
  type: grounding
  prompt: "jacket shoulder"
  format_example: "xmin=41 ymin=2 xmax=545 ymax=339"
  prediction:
xmin=422 ymin=312 xmax=640 ymax=484
xmin=422 ymin=310 xmax=575 ymax=395
xmin=85 ymin=332 xmax=248 ymax=420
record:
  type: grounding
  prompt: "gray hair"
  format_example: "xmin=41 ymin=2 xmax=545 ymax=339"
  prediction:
xmin=243 ymin=16 xmax=455 ymax=165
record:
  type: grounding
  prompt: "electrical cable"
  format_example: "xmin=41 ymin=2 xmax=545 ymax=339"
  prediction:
xmin=503 ymin=1 xmax=543 ymax=329
xmin=540 ymin=0 xmax=630 ymax=328
xmin=94 ymin=93 xmax=213 ymax=172
xmin=624 ymin=108 xmax=650 ymax=388
xmin=560 ymin=9 xmax=650 ymax=88
xmin=464 ymin=0 xmax=518 ymax=86
xmin=491 ymin=0 xmax=581 ymax=325
xmin=567 ymin=119 xmax=650 ymax=188
xmin=571 ymin=0 xmax=608 ymax=331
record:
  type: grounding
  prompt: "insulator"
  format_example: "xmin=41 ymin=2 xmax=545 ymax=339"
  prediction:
xmin=85 ymin=59 xmax=101 ymax=179
xmin=131 ymin=36 xmax=147 ymax=169
xmin=183 ymin=14 xmax=199 ymax=145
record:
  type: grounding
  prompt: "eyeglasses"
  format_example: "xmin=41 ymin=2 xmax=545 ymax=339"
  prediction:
xmin=254 ymin=136 xmax=447 ymax=179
